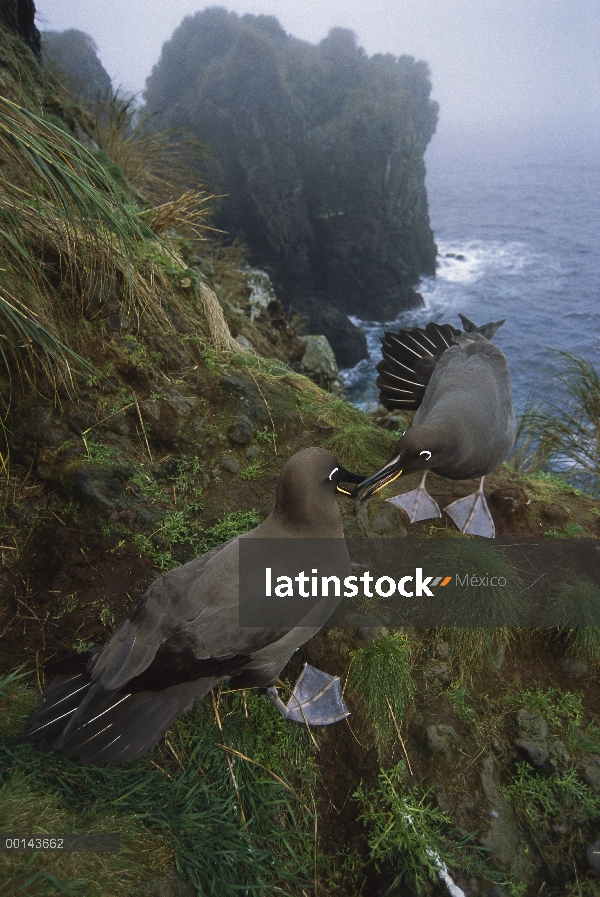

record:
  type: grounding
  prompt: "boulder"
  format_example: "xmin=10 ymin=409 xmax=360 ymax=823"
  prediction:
xmin=580 ymin=754 xmax=600 ymax=793
xmin=513 ymin=709 xmax=549 ymax=767
xmin=299 ymin=334 xmax=346 ymax=397
xmin=228 ymin=416 xmax=255 ymax=445
xmin=480 ymin=755 xmax=536 ymax=883
xmin=290 ymin=295 xmax=367 ymax=369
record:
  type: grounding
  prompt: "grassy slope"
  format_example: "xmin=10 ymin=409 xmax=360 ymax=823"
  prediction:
xmin=1 ymin=29 xmax=600 ymax=897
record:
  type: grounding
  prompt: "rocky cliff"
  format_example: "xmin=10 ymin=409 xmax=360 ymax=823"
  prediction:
xmin=143 ymin=10 xmax=439 ymax=364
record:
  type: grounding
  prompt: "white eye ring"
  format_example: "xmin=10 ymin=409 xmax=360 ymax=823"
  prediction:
xmin=328 ymin=466 xmax=339 ymax=481
xmin=420 ymin=450 xmax=432 ymax=461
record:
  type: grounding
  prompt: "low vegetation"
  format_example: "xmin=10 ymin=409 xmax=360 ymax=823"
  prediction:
xmin=1 ymin=23 xmax=600 ymax=897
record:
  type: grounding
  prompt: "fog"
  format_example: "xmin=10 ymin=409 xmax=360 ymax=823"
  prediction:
xmin=36 ymin=0 xmax=600 ymax=159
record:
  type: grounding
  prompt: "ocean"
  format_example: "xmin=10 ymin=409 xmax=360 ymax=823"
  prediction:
xmin=341 ymin=147 xmax=600 ymax=417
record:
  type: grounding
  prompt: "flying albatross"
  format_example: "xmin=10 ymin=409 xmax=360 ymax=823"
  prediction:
xmin=19 ymin=448 xmax=364 ymax=763
xmin=353 ymin=314 xmax=515 ymax=538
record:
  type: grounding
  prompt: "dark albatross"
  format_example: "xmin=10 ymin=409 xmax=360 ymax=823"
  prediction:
xmin=19 ymin=448 xmax=364 ymax=763
xmin=353 ymin=314 xmax=515 ymax=538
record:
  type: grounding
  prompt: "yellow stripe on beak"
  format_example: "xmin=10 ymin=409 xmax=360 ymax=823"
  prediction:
xmin=371 ymin=468 xmax=403 ymax=494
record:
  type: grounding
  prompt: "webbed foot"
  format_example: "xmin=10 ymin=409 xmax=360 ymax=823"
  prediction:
xmin=386 ymin=471 xmax=441 ymax=523
xmin=266 ymin=663 xmax=349 ymax=725
xmin=444 ymin=476 xmax=496 ymax=538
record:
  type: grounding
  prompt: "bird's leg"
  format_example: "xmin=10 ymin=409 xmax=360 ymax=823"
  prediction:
xmin=266 ymin=663 xmax=349 ymax=725
xmin=385 ymin=471 xmax=442 ymax=523
xmin=444 ymin=476 xmax=496 ymax=538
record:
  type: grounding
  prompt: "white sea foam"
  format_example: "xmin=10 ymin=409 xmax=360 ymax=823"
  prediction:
xmin=434 ymin=239 xmax=534 ymax=284
xmin=341 ymin=155 xmax=600 ymax=417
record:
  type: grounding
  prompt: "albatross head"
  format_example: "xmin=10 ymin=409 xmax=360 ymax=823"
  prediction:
xmin=273 ymin=447 xmax=365 ymax=534
xmin=351 ymin=427 xmax=455 ymax=502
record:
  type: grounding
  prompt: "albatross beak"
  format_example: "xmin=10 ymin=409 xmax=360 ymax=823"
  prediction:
xmin=335 ymin=467 xmax=367 ymax=496
xmin=350 ymin=455 xmax=403 ymax=501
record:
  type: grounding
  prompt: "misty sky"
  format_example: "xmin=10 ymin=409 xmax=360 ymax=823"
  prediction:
xmin=36 ymin=0 xmax=600 ymax=156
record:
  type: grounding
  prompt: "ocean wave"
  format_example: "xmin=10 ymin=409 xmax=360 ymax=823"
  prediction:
xmin=434 ymin=239 xmax=535 ymax=283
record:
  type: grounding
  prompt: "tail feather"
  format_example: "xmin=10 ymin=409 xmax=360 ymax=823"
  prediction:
xmin=58 ymin=677 xmax=221 ymax=763
xmin=377 ymin=322 xmax=460 ymax=410
xmin=19 ymin=665 xmax=223 ymax=763
xmin=458 ymin=314 xmax=505 ymax=341
xmin=18 ymin=674 xmax=92 ymax=747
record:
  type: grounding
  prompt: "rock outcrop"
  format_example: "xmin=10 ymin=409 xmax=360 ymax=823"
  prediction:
xmin=143 ymin=11 xmax=438 ymax=358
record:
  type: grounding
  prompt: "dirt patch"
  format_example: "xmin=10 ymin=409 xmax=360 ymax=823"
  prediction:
xmin=0 ymin=520 xmax=155 ymax=679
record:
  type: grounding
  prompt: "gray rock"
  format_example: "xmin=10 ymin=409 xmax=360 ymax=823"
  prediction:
xmin=288 ymin=294 xmax=368 ymax=368
xmin=436 ymin=642 xmax=451 ymax=659
xmin=558 ymin=657 xmax=589 ymax=679
xmin=548 ymin=739 xmax=571 ymax=769
xmin=586 ymin=838 xmax=600 ymax=874
xmin=245 ymin=445 xmax=262 ymax=461
xmin=369 ymin=514 xmax=393 ymax=534
xmin=354 ymin=498 xmax=408 ymax=538
xmin=426 ymin=724 xmax=459 ymax=759
xmin=301 ymin=334 xmax=338 ymax=378
xmin=580 ymin=754 xmax=600 ymax=793
xmin=29 ymin=406 xmax=70 ymax=447
xmin=219 ymin=455 xmax=241 ymax=474
xmin=299 ymin=334 xmax=347 ymax=397
xmin=513 ymin=709 xmax=549 ymax=767
xmin=65 ymin=403 xmax=95 ymax=434
xmin=428 ymin=664 xmax=450 ymax=681
xmin=244 ymin=267 xmax=278 ymax=321
xmin=228 ymin=416 xmax=255 ymax=445
xmin=480 ymin=755 xmax=537 ymax=883
xmin=236 ymin=335 xmax=253 ymax=352
xmin=358 ymin=625 xmax=389 ymax=642
xmin=490 ymin=640 xmax=506 ymax=671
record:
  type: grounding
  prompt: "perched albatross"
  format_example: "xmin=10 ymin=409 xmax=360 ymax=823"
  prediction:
xmin=353 ymin=314 xmax=515 ymax=538
xmin=19 ymin=448 xmax=364 ymax=763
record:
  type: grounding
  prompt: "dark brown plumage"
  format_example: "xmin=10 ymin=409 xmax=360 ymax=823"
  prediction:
xmin=19 ymin=448 xmax=363 ymax=763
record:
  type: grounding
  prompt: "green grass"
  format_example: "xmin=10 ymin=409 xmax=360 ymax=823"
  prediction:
xmin=355 ymin=762 xmax=505 ymax=895
xmin=0 ymin=672 xmax=318 ymax=896
xmin=347 ymin=631 xmax=416 ymax=748
xmin=199 ymin=509 xmax=262 ymax=551
xmin=240 ymin=458 xmax=268 ymax=480
xmin=502 ymin=761 xmax=600 ymax=860
xmin=526 ymin=470 xmax=583 ymax=494
xmin=417 ymin=540 xmax=524 ymax=677
xmin=506 ymin=686 xmax=584 ymax=730
xmin=540 ymin=574 xmax=600 ymax=667
xmin=446 ymin=684 xmax=478 ymax=726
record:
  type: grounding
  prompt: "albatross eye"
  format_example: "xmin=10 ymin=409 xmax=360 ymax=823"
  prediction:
xmin=420 ymin=450 xmax=432 ymax=461
xmin=328 ymin=467 xmax=339 ymax=481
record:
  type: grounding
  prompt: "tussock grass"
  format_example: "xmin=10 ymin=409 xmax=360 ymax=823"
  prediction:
xmin=347 ymin=631 xmax=416 ymax=749
xmin=541 ymin=575 xmax=600 ymax=667
xmin=0 ymin=26 xmax=41 ymax=109
xmin=0 ymin=94 xmax=178 ymax=381
xmin=419 ymin=540 xmax=524 ymax=677
xmin=141 ymin=189 xmax=219 ymax=240
xmin=512 ymin=350 xmax=600 ymax=496
xmin=88 ymin=91 xmax=209 ymax=205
